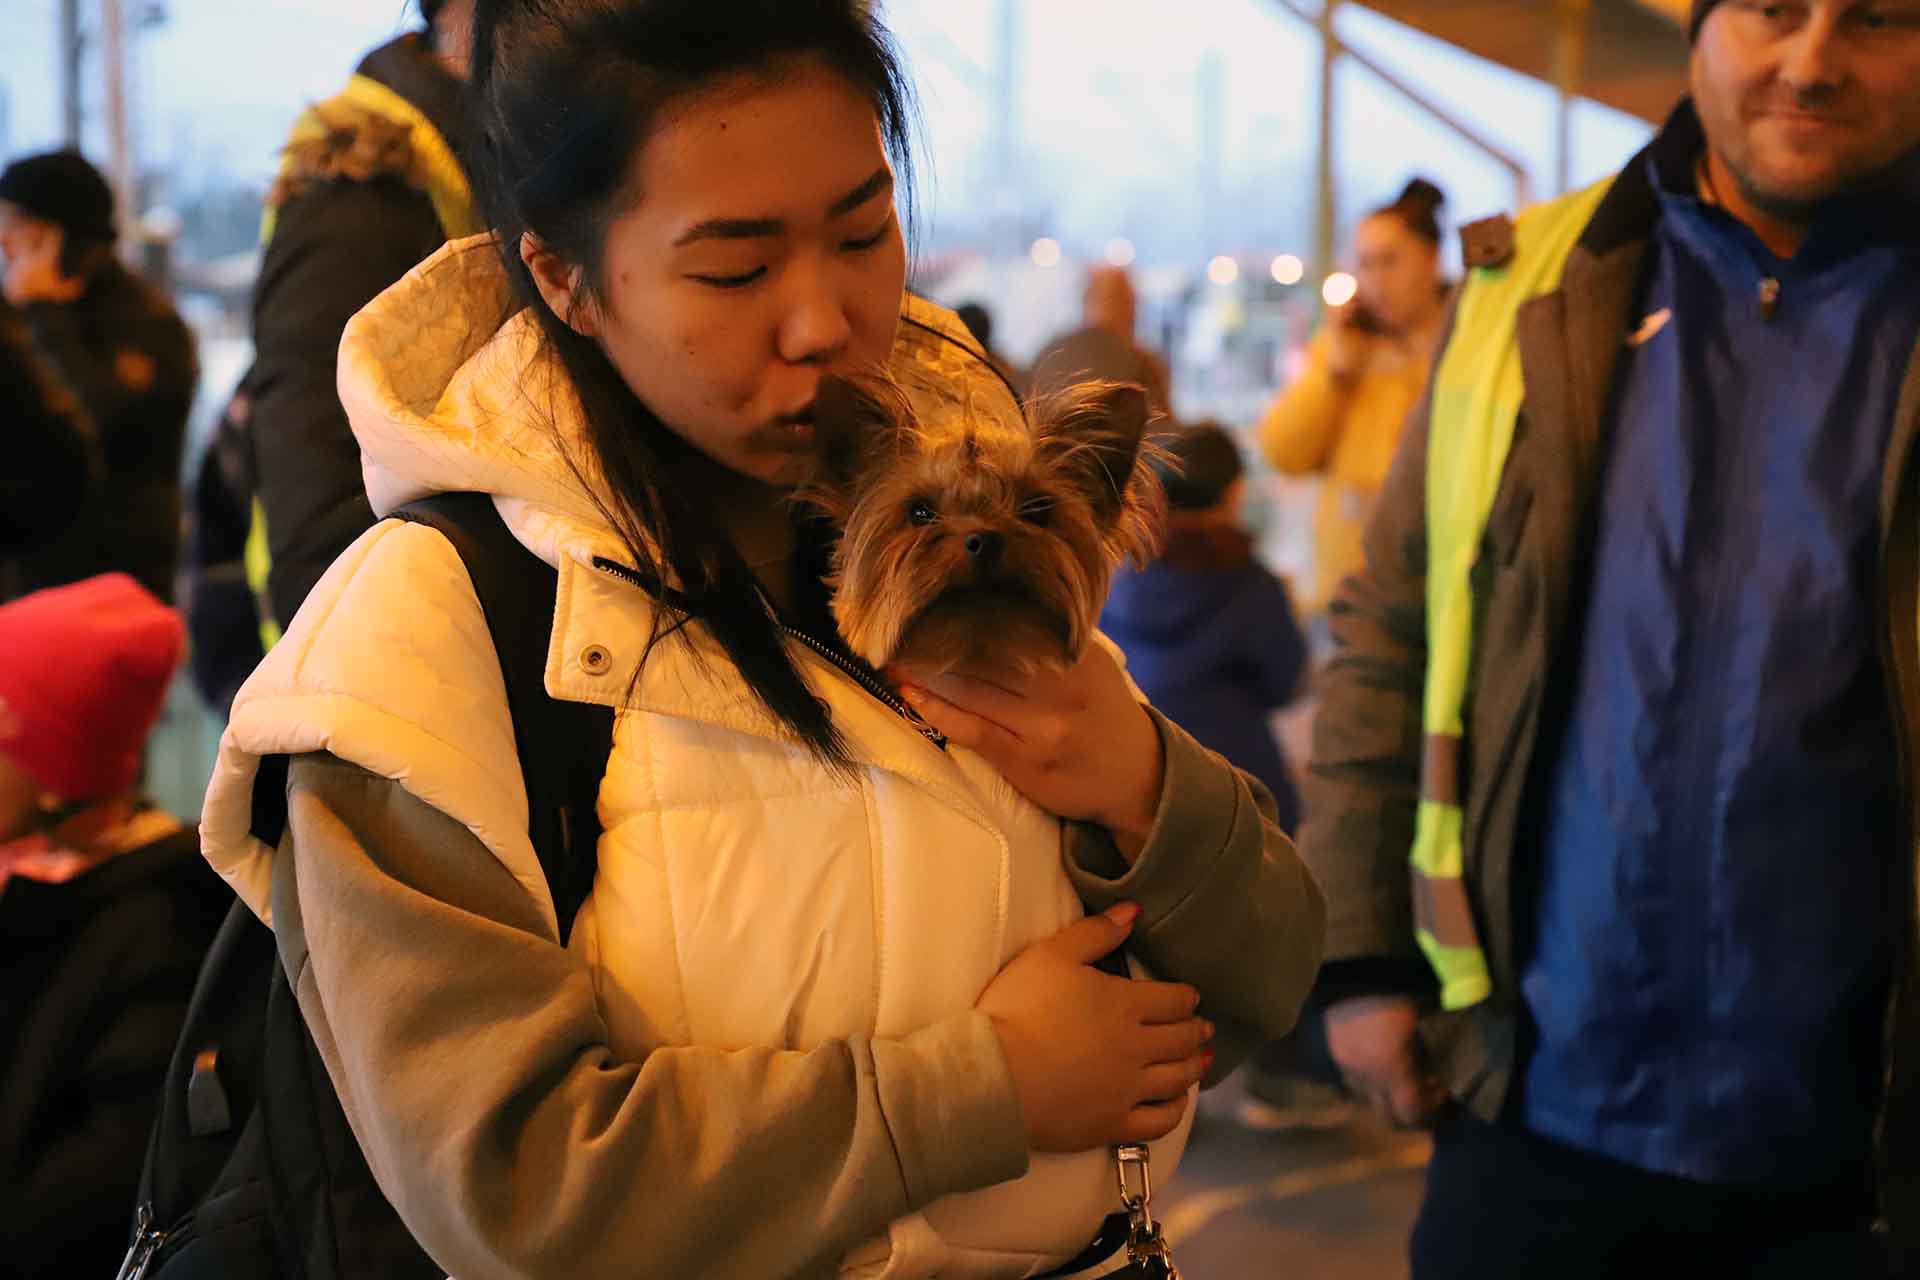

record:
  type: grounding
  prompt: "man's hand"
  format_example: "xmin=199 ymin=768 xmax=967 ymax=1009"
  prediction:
xmin=893 ymin=643 xmax=1164 ymax=863
xmin=1325 ymin=995 xmax=1445 ymax=1128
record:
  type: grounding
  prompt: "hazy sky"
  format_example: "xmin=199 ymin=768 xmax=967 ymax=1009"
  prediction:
xmin=0 ymin=0 xmax=1654 ymax=264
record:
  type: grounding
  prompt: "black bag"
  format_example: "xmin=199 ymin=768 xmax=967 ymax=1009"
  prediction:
xmin=120 ymin=493 xmax=616 ymax=1280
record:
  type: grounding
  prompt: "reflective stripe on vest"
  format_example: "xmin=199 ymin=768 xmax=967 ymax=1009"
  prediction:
xmin=1414 ymin=176 xmax=1615 ymax=1011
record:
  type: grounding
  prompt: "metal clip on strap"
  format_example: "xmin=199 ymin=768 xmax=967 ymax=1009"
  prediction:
xmin=1114 ymin=1142 xmax=1181 ymax=1278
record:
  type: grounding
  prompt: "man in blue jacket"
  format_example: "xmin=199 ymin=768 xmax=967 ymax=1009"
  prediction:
xmin=1303 ymin=2 xmax=1920 ymax=1275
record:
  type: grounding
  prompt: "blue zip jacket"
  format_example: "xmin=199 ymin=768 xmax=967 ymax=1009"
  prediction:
xmin=1101 ymin=526 xmax=1306 ymax=834
xmin=1520 ymin=112 xmax=1920 ymax=1183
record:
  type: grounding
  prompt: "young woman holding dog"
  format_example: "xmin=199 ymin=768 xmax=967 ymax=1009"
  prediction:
xmin=201 ymin=2 xmax=1323 ymax=1275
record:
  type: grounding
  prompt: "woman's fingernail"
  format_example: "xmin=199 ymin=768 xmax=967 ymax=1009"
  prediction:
xmin=1201 ymin=1050 xmax=1216 ymax=1072
xmin=1107 ymin=901 xmax=1142 ymax=927
xmin=898 ymin=685 xmax=924 ymax=707
xmin=1201 ymin=1019 xmax=1215 ymax=1042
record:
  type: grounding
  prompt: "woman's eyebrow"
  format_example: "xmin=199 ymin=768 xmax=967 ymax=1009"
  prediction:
xmin=673 ymin=168 xmax=893 ymax=247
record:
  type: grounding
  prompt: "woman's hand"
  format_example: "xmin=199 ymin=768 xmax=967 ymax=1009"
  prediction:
xmin=976 ymin=903 xmax=1213 ymax=1152
xmin=892 ymin=643 xmax=1165 ymax=863
xmin=1325 ymin=301 xmax=1376 ymax=384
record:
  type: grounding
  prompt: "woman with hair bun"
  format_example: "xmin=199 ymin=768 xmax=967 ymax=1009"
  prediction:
xmin=1258 ymin=176 xmax=1454 ymax=629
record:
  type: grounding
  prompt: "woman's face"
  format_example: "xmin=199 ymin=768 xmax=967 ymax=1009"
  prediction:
xmin=1353 ymin=212 xmax=1440 ymax=334
xmin=531 ymin=61 xmax=908 ymax=489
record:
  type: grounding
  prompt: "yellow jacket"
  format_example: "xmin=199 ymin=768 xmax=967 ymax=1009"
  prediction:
xmin=1257 ymin=326 xmax=1435 ymax=615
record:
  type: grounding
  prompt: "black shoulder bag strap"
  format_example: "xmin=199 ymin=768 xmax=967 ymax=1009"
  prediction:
xmin=391 ymin=492 xmax=615 ymax=941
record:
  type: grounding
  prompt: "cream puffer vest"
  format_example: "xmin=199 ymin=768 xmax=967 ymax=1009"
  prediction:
xmin=199 ymin=238 xmax=1191 ymax=1278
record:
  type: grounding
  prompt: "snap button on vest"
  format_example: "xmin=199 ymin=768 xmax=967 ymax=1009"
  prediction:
xmin=580 ymin=644 xmax=612 ymax=675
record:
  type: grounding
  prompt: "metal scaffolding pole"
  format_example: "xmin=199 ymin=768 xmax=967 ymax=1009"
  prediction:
xmin=100 ymin=0 xmax=135 ymax=247
xmin=1554 ymin=0 xmax=1594 ymax=194
xmin=1314 ymin=0 xmax=1340 ymax=279
xmin=1272 ymin=0 xmax=1534 ymax=210
xmin=61 ymin=0 xmax=84 ymax=147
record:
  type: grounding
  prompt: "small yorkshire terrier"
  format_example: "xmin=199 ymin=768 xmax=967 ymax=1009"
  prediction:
xmin=797 ymin=371 xmax=1166 ymax=675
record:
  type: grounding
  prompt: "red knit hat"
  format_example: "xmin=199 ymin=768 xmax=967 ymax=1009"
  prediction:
xmin=0 ymin=574 xmax=185 ymax=801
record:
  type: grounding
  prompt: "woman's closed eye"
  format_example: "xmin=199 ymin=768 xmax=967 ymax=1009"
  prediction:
xmin=842 ymin=214 xmax=896 ymax=254
xmin=689 ymin=265 xmax=769 ymax=290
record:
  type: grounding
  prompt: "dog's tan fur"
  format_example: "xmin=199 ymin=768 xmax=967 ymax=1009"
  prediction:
xmin=796 ymin=371 xmax=1166 ymax=674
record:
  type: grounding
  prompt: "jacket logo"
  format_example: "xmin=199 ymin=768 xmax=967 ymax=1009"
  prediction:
xmin=1627 ymin=308 xmax=1673 ymax=349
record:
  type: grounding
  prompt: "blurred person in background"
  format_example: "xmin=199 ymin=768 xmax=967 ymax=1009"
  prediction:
xmin=246 ymin=0 xmax=480 ymax=635
xmin=954 ymin=298 xmax=1026 ymax=396
xmin=1306 ymin=3 xmax=1920 ymax=1275
xmin=1101 ymin=422 xmax=1343 ymax=1135
xmin=0 ymin=574 xmax=228 ymax=1279
xmin=1101 ymin=421 xmax=1306 ymax=832
xmin=0 ymin=150 xmax=198 ymax=605
xmin=1257 ymin=177 xmax=1450 ymax=634
xmin=0 ymin=298 xmax=95 ymax=602
xmin=1030 ymin=263 xmax=1173 ymax=416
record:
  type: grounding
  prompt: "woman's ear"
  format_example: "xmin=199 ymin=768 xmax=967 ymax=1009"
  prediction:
xmin=519 ymin=231 xmax=599 ymax=338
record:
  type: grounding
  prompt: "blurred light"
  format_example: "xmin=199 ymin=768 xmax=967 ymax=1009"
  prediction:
xmin=1105 ymin=238 xmax=1137 ymax=267
xmin=1270 ymin=254 xmax=1304 ymax=286
xmin=1207 ymin=255 xmax=1240 ymax=286
xmin=1322 ymin=271 xmax=1359 ymax=307
xmin=1030 ymin=238 xmax=1063 ymax=268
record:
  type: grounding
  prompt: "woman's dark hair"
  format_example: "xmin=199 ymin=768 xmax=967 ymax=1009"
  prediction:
xmin=469 ymin=0 xmax=917 ymax=766
xmin=1152 ymin=421 xmax=1244 ymax=513
xmin=1371 ymin=176 xmax=1447 ymax=248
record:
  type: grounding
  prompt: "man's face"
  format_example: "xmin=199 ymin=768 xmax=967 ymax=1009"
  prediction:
xmin=1693 ymin=2 xmax=1920 ymax=215
xmin=0 ymin=204 xmax=56 ymax=271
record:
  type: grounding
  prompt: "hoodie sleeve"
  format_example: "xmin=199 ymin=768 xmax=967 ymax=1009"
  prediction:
xmin=1257 ymin=328 xmax=1347 ymax=476
xmin=1060 ymin=709 xmax=1326 ymax=1081
xmin=272 ymin=752 xmax=1031 ymax=1280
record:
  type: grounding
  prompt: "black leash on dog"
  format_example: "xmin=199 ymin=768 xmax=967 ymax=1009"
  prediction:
xmin=901 ymin=308 xmax=1026 ymax=413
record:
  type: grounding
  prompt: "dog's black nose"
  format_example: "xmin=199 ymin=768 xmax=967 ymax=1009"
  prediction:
xmin=962 ymin=531 xmax=1003 ymax=565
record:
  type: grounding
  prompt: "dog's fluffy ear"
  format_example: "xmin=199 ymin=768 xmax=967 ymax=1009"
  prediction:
xmin=814 ymin=373 xmax=912 ymax=492
xmin=1032 ymin=380 xmax=1165 ymax=566
xmin=1032 ymin=380 xmax=1153 ymax=519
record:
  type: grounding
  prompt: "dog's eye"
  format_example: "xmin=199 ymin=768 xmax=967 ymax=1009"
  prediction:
xmin=1019 ymin=495 xmax=1055 ymax=526
xmin=908 ymin=499 xmax=939 ymax=526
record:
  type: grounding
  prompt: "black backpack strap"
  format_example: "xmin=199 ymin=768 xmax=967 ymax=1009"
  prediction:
xmin=391 ymin=492 xmax=615 ymax=942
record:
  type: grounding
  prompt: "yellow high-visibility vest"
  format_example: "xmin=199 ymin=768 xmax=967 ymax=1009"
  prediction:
xmin=1413 ymin=176 xmax=1614 ymax=1010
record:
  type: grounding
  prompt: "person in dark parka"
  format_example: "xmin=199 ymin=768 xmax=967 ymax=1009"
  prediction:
xmin=247 ymin=0 xmax=479 ymax=633
xmin=0 ymin=150 xmax=198 ymax=604
xmin=0 ymin=297 xmax=95 ymax=596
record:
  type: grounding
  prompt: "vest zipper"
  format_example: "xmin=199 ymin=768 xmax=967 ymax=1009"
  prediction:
xmin=592 ymin=559 xmax=947 ymax=749
xmin=777 ymin=623 xmax=948 ymax=749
